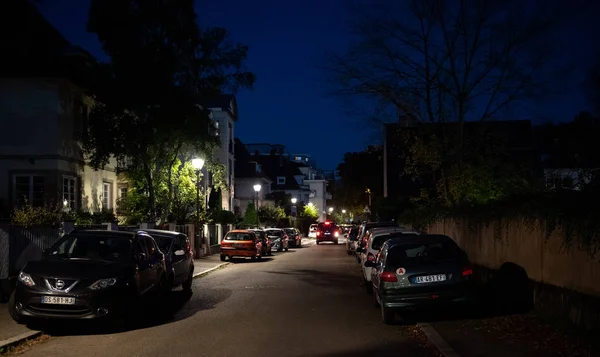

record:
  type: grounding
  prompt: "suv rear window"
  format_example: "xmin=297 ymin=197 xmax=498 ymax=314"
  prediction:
xmin=318 ymin=223 xmax=337 ymax=232
xmin=387 ymin=241 xmax=461 ymax=266
xmin=225 ymin=232 xmax=254 ymax=241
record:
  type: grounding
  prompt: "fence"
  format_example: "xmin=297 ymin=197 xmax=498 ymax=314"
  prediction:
xmin=8 ymin=225 xmax=62 ymax=277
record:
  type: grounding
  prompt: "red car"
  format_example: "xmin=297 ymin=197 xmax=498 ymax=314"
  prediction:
xmin=316 ymin=221 xmax=340 ymax=245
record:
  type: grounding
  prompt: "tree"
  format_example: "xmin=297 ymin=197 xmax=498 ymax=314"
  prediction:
xmin=243 ymin=203 xmax=258 ymax=227
xmin=265 ymin=192 xmax=293 ymax=207
xmin=326 ymin=0 xmax=582 ymax=206
xmin=299 ymin=204 xmax=319 ymax=220
xmin=258 ymin=204 xmax=286 ymax=227
xmin=336 ymin=146 xmax=383 ymax=209
xmin=84 ymin=0 xmax=255 ymax=221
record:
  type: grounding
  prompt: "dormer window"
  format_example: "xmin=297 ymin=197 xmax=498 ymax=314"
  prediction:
xmin=277 ymin=176 xmax=286 ymax=185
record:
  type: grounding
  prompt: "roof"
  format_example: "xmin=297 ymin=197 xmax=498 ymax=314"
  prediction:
xmin=204 ymin=94 xmax=237 ymax=121
xmin=234 ymin=138 xmax=272 ymax=180
xmin=253 ymin=155 xmax=304 ymax=190
xmin=228 ymin=229 xmax=253 ymax=233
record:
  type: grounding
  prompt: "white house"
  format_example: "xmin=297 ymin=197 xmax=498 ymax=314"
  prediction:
xmin=207 ymin=95 xmax=237 ymax=211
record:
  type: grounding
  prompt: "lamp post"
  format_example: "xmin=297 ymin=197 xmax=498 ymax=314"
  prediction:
xmin=291 ymin=197 xmax=297 ymax=227
xmin=253 ymin=184 xmax=261 ymax=228
xmin=192 ymin=157 xmax=205 ymax=250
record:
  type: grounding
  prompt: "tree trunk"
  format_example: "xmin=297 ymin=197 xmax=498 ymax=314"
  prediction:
xmin=166 ymin=142 xmax=182 ymax=218
xmin=143 ymin=161 xmax=156 ymax=222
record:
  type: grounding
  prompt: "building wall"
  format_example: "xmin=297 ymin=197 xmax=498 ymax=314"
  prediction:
xmin=0 ymin=78 xmax=118 ymax=212
xmin=305 ymin=179 xmax=327 ymax=222
xmin=211 ymin=109 xmax=235 ymax=211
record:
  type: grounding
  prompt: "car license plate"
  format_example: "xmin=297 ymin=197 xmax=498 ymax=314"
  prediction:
xmin=41 ymin=296 xmax=75 ymax=305
xmin=233 ymin=244 xmax=246 ymax=248
xmin=414 ymin=274 xmax=446 ymax=284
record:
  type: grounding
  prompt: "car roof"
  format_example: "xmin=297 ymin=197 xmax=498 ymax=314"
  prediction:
xmin=386 ymin=234 xmax=454 ymax=247
xmin=69 ymin=230 xmax=137 ymax=239
xmin=264 ymin=228 xmax=282 ymax=230
xmin=138 ymin=229 xmax=185 ymax=237
xmin=229 ymin=229 xmax=254 ymax=233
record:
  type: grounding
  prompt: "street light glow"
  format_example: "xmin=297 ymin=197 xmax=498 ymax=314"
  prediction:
xmin=342 ymin=209 xmax=346 ymax=214
xmin=291 ymin=197 xmax=297 ymax=204
xmin=191 ymin=157 xmax=205 ymax=170
xmin=253 ymin=184 xmax=262 ymax=192
xmin=307 ymin=202 xmax=314 ymax=207
xmin=328 ymin=207 xmax=333 ymax=213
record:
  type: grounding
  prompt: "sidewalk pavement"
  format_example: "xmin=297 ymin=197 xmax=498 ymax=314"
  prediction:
xmin=0 ymin=305 xmax=41 ymax=350
xmin=192 ymin=253 xmax=229 ymax=277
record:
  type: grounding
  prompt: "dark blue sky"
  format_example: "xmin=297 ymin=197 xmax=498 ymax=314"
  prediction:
xmin=38 ymin=0 xmax=596 ymax=170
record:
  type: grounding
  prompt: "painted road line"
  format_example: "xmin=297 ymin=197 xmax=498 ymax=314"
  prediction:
xmin=192 ymin=262 xmax=230 ymax=278
xmin=418 ymin=323 xmax=462 ymax=357
xmin=0 ymin=330 xmax=42 ymax=351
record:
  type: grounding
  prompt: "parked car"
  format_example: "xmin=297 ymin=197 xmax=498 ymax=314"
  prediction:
xmin=248 ymin=229 xmax=273 ymax=256
xmin=220 ymin=230 xmax=263 ymax=261
xmin=356 ymin=228 xmax=419 ymax=293
xmin=284 ymin=228 xmax=301 ymax=247
xmin=356 ymin=222 xmax=400 ymax=262
xmin=138 ymin=229 xmax=194 ymax=291
xmin=9 ymin=230 xmax=168 ymax=324
xmin=316 ymin=221 xmax=340 ymax=245
xmin=366 ymin=234 xmax=476 ymax=324
xmin=264 ymin=228 xmax=289 ymax=252
xmin=345 ymin=227 xmax=360 ymax=255
xmin=308 ymin=224 xmax=318 ymax=238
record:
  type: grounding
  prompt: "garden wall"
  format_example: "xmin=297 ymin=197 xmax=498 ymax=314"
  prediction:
xmin=428 ymin=218 xmax=600 ymax=331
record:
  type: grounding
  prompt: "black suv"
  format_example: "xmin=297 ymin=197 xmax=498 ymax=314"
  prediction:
xmin=316 ymin=221 xmax=340 ymax=245
xmin=9 ymin=230 xmax=168 ymax=324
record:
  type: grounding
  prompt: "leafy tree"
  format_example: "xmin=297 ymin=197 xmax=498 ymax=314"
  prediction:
xmin=336 ymin=145 xmax=382 ymax=209
xmin=84 ymin=0 xmax=255 ymax=221
xmin=265 ymin=192 xmax=292 ymax=207
xmin=258 ymin=204 xmax=286 ymax=227
xmin=243 ymin=203 xmax=258 ymax=227
xmin=299 ymin=204 xmax=319 ymax=220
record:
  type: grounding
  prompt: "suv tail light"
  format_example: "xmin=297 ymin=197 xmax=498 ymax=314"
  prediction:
xmin=316 ymin=231 xmax=321 ymax=236
xmin=367 ymin=253 xmax=376 ymax=262
xmin=462 ymin=264 xmax=473 ymax=276
xmin=381 ymin=272 xmax=398 ymax=282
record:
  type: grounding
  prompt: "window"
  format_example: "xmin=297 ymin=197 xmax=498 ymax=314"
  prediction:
xmin=277 ymin=176 xmax=286 ymax=185
xmin=119 ymin=187 xmax=128 ymax=198
xmin=63 ymin=176 xmax=77 ymax=210
xmin=102 ymin=182 xmax=112 ymax=209
xmin=14 ymin=175 xmax=45 ymax=206
xmin=213 ymin=121 xmax=219 ymax=136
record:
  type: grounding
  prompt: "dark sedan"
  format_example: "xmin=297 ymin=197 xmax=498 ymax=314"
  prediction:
xmin=139 ymin=229 xmax=194 ymax=291
xmin=284 ymin=228 xmax=301 ymax=247
xmin=366 ymin=234 xmax=476 ymax=324
xmin=9 ymin=230 xmax=168 ymax=324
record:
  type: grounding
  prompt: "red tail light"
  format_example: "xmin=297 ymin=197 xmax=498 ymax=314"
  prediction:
xmin=367 ymin=253 xmax=376 ymax=262
xmin=381 ymin=272 xmax=398 ymax=282
xmin=462 ymin=264 xmax=473 ymax=276
xmin=316 ymin=231 xmax=321 ymax=236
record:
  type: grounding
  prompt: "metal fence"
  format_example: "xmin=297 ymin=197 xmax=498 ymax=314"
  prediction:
xmin=175 ymin=225 xmax=190 ymax=237
xmin=118 ymin=225 xmax=139 ymax=232
xmin=8 ymin=225 xmax=62 ymax=277
xmin=208 ymin=224 xmax=218 ymax=246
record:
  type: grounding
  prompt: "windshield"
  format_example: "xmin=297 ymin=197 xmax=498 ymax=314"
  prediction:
xmin=318 ymin=223 xmax=337 ymax=232
xmin=48 ymin=234 xmax=132 ymax=262
xmin=225 ymin=232 xmax=255 ymax=241
xmin=387 ymin=241 xmax=461 ymax=266
xmin=250 ymin=231 xmax=266 ymax=239
xmin=265 ymin=230 xmax=283 ymax=237
xmin=284 ymin=229 xmax=295 ymax=235
xmin=349 ymin=228 xmax=359 ymax=240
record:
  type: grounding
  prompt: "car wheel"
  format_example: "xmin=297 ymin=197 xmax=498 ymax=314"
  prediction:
xmin=334 ymin=240 xmax=339 ymax=245
xmin=220 ymin=254 xmax=226 ymax=262
xmin=182 ymin=267 xmax=194 ymax=292
xmin=8 ymin=292 xmax=25 ymax=324
xmin=316 ymin=241 xmax=320 ymax=245
xmin=381 ymin=305 xmax=395 ymax=325
xmin=285 ymin=246 xmax=289 ymax=252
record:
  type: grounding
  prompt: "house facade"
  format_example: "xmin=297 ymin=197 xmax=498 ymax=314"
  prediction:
xmin=207 ymin=95 xmax=237 ymax=211
xmin=232 ymin=139 xmax=272 ymax=215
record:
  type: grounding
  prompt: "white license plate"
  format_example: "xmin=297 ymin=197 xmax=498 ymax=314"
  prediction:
xmin=41 ymin=296 xmax=75 ymax=305
xmin=414 ymin=274 xmax=446 ymax=284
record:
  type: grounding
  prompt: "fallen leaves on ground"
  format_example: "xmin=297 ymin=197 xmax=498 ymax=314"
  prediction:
xmin=398 ymin=325 xmax=443 ymax=357
xmin=0 ymin=334 xmax=51 ymax=356
xmin=457 ymin=313 xmax=599 ymax=357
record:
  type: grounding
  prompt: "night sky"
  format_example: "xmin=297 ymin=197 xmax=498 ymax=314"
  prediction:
xmin=38 ymin=0 xmax=597 ymax=170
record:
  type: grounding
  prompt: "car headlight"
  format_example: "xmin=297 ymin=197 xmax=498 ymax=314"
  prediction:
xmin=18 ymin=271 xmax=35 ymax=287
xmin=89 ymin=278 xmax=117 ymax=290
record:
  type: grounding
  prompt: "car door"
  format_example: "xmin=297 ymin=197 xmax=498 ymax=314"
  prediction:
xmin=143 ymin=236 xmax=161 ymax=290
xmin=371 ymin=247 xmax=387 ymax=295
xmin=134 ymin=237 xmax=151 ymax=294
xmin=170 ymin=236 xmax=187 ymax=285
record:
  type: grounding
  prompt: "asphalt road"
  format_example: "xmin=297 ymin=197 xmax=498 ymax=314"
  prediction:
xmin=17 ymin=241 xmax=436 ymax=357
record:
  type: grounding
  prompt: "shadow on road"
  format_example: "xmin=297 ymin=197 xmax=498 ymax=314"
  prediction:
xmin=37 ymin=287 xmax=232 ymax=336
xmin=267 ymin=269 xmax=361 ymax=288
xmin=308 ymin=340 xmax=435 ymax=357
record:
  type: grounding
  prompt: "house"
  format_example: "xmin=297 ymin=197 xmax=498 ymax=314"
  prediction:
xmin=205 ymin=95 xmax=237 ymax=211
xmin=243 ymin=142 xmax=330 ymax=222
xmin=0 ymin=1 xmax=119 ymax=215
xmin=233 ymin=138 xmax=272 ymax=215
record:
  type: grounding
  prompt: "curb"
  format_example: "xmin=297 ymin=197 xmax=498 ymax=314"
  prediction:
xmin=192 ymin=262 xmax=230 ymax=278
xmin=417 ymin=323 xmax=462 ymax=357
xmin=0 ymin=330 xmax=42 ymax=352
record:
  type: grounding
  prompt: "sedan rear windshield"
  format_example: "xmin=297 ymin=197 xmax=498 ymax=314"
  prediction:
xmin=318 ymin=224 xmax=337 ymax=232
xmin=284 ymin=229 xmax=296 ymax=235
xmin=387 ymin=241 xmax=461 ymax=266
xmin=225 ymin=233 xmax=255 ymax=241
xmin=48 ymin=234 xmax=132 ymax=262
xmin=250 ymin=231 xmax=267 ymax=239
xmin=265 ymin=230 xmax=283 ymax=237
xmin=152 ymin=236 xmax=173 ymax=252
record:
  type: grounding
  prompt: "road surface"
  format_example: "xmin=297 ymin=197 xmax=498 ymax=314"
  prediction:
xmin=17 ymin=241 xmax=438 ymax=357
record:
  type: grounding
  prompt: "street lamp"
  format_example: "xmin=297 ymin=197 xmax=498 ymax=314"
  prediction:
xmin=291 ymin=197 xmax=297 ymax=204
xmin=342 ymin=209 xmax=346 ymax=214
xmin=328 ymin=207 xmax=333 ymax=213
xmin=253 ymin=184 xmax=261 ymax=228
xmin=192 ymin=157 xmax=205 ymax=251
xmin=290 ymin=197 xmax=298 ymax=227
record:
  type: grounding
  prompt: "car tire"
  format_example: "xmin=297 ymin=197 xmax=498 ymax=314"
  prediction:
xmin=381 ymin=305 xmax=395 ymax=325
xmin=182 ymin=268 xmax=194 ymax=292
xmin=334 ymin=240 xmax=339 ymax=244
xmin=316 ymin=241 xmax=320 ymax=245
xmin=220 ymin=254 xmax=226 ymax=262
xmin=8 ymin=292 xmax=25 ymax=324
xmin=285 ymin=246 xmax=289 ymax=252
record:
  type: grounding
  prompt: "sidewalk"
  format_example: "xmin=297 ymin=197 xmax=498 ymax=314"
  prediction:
xmin=0 ymin=304 xmax=41 ymax=350
xmin=193 ymin=253 xmax=229 ymax=277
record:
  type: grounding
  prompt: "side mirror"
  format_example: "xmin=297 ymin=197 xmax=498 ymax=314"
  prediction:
xmin=174 ymin=250 xmax=185 ymax=256
xmin=364 ymin=260 xmax=376 ymax=268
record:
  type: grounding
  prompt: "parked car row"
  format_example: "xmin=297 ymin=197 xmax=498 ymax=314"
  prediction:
xmin=219 ymin=227 xmax=302 ymax=261
xmin=9 ymin=228 xmax=195 ymax=325
xmin=347 ymin=221 xmax=477 ymax=325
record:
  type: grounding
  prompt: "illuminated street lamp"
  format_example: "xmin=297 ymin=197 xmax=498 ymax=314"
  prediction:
xmin=192 ymin=157 xmax=205 ymax=249
xmin=291 ymin=197 xmax=297 ymax=204
xmin=253 ymin=184 xmax=262 ymax=228
xmin=328 ymin=207 xmax=333 ymax=213
xmin=342 ymin=209 xmax=346 ymax=214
